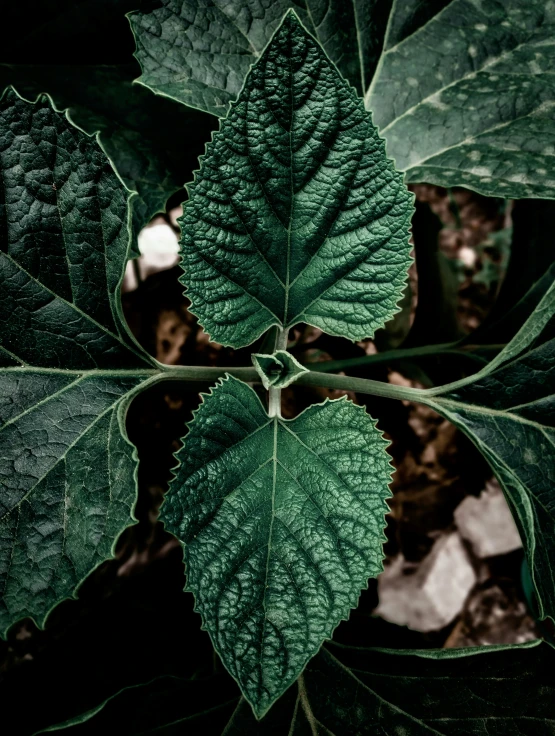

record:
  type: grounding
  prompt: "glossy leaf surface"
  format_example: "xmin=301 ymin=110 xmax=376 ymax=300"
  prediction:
xmin=163 ymin=376 xmax=391 ymax=716
xmin=0 ymin=90 xmax=153 ymax=635
xmin=130 ymin=0 xmax=555 ymax=200
xmin=369 ymin=0 xmax=555 ymax=198
xmin=179 ymin=13 xmax=412 ymax=348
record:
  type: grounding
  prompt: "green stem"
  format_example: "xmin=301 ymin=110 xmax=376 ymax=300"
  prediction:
xmin=268 ymin=328 xmax=289 ymax=416
xmin=294 ymin=370 xmax=427 ymax=403
xmin=309 ymin=342 xmax=498 ymax=373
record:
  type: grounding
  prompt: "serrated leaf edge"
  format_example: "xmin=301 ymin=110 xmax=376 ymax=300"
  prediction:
xmin=161 ymin=373 xmax=394 ymax=718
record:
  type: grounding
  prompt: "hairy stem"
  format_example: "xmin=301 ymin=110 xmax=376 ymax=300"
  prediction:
xmin=149 ymin=363 xmax=428 ymax=403
xmin=268 ymin=328 xmax=289 ymax=417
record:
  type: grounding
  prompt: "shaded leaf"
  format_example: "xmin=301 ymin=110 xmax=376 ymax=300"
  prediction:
xmin=251 ymin=350 xmax=307 ymax=389
xmin=38 ymin=641 xmax=555 ymax=734
xmin=0 ymin=65 xmax=214 ymax=237
xmin=1 ymin=0 xmax=216 ymax=234
xmin=178 ymin=12 xmax=412 ymax=348
xmin=0 ymin=89 xmax=154 ymax=635
xmin=128 ymin=0 xmax=393 ymax=116
xmin=163 ymin=375 xmax=391 ymax=716
xmin=422 ymin=279 xmax=555 ymax=623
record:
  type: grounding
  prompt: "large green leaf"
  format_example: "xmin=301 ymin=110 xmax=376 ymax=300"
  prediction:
xmin=37 ymin=641 xmax=555 ymax=734
xmin=128 ymin=0 xmax=393 ymax=116
xmin=0 ymin=0 xmax=216 ymax=234
xmin=420 ymin=279 xmax=555 ymax=623
xmin=0 ymin=64 xmax=214 ymax=236
xmin=0 ymin=89 xmax=155 ymax=635
xmin=369 ymin=0 xmax=555 ymax=198
xmin=130 ymin=0 xmax=555 ymax=200
xmin=163 ymin=375 xmax=392 ymax=716
xmin=178 ymin=12 xmax=412 ymax=348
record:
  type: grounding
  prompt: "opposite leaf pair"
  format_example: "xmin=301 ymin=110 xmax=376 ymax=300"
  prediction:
xmin=0 ymin=12 xmax=412 ymax=719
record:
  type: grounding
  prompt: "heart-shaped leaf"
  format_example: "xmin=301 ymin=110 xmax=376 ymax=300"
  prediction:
xmin=163 ymin=375 xmax=392 ymax=716
xmin=177 ymin=12 xmax=413 ymax=348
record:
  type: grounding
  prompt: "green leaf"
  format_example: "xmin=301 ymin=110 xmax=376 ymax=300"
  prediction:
xmin=0 ymin=66 xmax=214 ymax=238
xmin=422 ymin=279 xmax=555 ymax=623
xmin=0 ymin=89 xmax=155 ymax=635
xmin=178 ymin=12 xmax=413 ymax=348
xmin=369 ymin=0 xmax=555 ymax=198
xmin=0 ymin=0 xmax=216 ymax=235
xmin=36 ymin=641 xmax=555 ymax=734
xmin=251 ymin=350 xmax=307 ymax=389
xmin=128 ymin=0 xmax=393 ymax=116
xmin=163 ymin=375 xmax=391 ymax=716
xmin=131 ymin=0 xmax=555 ymax=200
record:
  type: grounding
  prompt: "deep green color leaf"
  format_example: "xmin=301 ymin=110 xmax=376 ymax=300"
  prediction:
xmin=163 ymin=375 xmax=391 ymax=716
xmin=0 ymin=89 xmax=154 ymax=635
xmin=369 ymin=0 xmax=555 ymax=198
xmin=128 ymin=0 xmax=393 ymax=116
xmin=38 ymin=641 xmax=555 ymax=735
xmin=423 ymin=279 xmax=555 ymax=623
xmin=0 ymin=65 xmax=215 ymax=238
xmin=130 ymin=0 xmax=555 ymax=200
xmin=0 ymin=372 xmax=144 ymax=635
xmin=178 ymin=12 xmax=412 ymax=348
xmin=0 ymin=0 xmax=216 ymax=235
xmin=251 ymin=350 xmax=307 ymax=389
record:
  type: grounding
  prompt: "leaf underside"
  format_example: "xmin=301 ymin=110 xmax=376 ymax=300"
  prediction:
xmin=178 ymin=12 xmax=413 ymax=348
xmin=130 ymin=0 xmax=555 ymax=200
xmin=162 ymin=376 xmax=392 ymax=716
xmin=0 ymin=89 xmax=151 ymax=635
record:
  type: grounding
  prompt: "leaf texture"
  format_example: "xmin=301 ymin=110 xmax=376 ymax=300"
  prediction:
xmin=37 ymin=641 xmax=555 ymax=735
xmin=423 ymin=279 xmax=555 ymax=623
xmin=163 ymin=375 xmax=392 ymax=716
xmin=0 ymin=372 xmax=143 ymax=633
xmin=369 ymin=0 xmax=555 ymax=198
xmin=128 ymin=0 xmax=392 ymax=116
xmin=0 ymin=89 xmax=153 ymax=635
xmin=0 ymin=65 xmax=215 ymax=237
xmin=0 ymin=0 xmax=217 ymax=234
xmin=130 ymin=0 xmax=555 ymax=200
xmin=179 ymin=12 xmax=413 ymax=348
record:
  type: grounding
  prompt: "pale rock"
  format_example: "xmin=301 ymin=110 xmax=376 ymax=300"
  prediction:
xmin=454 ymin=480 xmax=522 ymax=558
xmin=123 ymin=223 xmax=180 ymax=291
xmin=376 ymin=532 xmax=476 ymax=632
